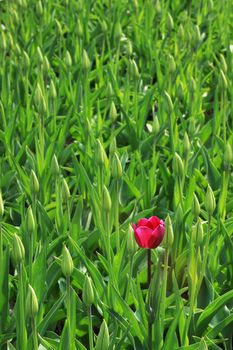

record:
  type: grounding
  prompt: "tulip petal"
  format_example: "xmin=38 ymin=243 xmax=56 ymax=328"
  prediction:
xmin=148 ymin=224 xmax=165 ymax=248
xmin=148 ymin=216 xmax=162 ymax=229
xmin=134 ymin=226 xmax=154 ymax=249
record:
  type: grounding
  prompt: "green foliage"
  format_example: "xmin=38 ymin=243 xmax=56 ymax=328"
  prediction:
xmin=0 ymin=0 xmax=232 ymax=349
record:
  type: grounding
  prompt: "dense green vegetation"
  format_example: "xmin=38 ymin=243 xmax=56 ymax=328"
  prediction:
xmin=0 ymin=0 xmax=233 ymax=349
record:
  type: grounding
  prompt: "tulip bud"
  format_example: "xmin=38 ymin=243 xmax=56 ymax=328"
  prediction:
xmin=55 ymin=19 xmax=62 ymax=36
xmin=83 ymin=50 xmax=91 ymax=72
xmin=12 ymin=233 xmax=25 ymax=264
xmin=110 ymin=101 xmax=117 ymax=120
xmin=37 ymin=46 xmax=44 ymax=66
xmin=173 ymin=153 xmax=184 ymax=178
xmin=205 ymin=185 xmax=216 ymax=216
xmin=26 ymin=206 xmax=35 ymax=234
xmin=82 ymin=275 xmax=94 ymax=307
xmin=102 ymin=186 xmax=112 ymax=212
xmin=43 ymin=56 xmax=50 ymax=74
xmin=77 ymin=18 xmax=83 ymax=38
xmin=178 ymin=24 xmax=184 ymax=43
xmin=219 ymin=69 xmax=228 ymax=89
xmin=64 ymin=50 xmax=72 ymax=67
xmin=101 ymin=20 xmax=108 ymax=33
xmin=152 ymin=115 xmax=160 ymax=135
xmin=0 ymin=191 xmax=4 ymax=218
xmin=192 ymin=193 xmax=200 ymax=218
xmin=168 ymin=54 xmax=176 ymax=73
xmin=51 ymin=154 xmax=59 ymax=175
xmin=23 ymin=51 xmax=30 ymax=69
xmin=183 ymin=132 xmax=190 ymax=158
xmin=129 ymin=59 xmax=139 ymax=79
xmin=106 ymin=82 xmax=113 ymax=99
xmin=111 ymin=153 xmax=122 ymax=179
xmin=95 ymin=320 xmax=109 ymax=350
xmin=167 ymin=12 xmax=174 ymax=31
xmin=164 ymin=215 xmax=174 ymax=248
xmin=127 ymin=224 xmax=138 ymax=255
xmin=109 ymin=137 xmax=117 ymax=156
xmin=164 ymin=91 xmax=173 ymax=113
xmin=114 ymin=22 xmax=122 ymax=42
xmin=26 ymin=285 xmax=38 ymax=318
xmin=36 ymin=0 xmax=43 ymax=16
xmin=62 ymin=178 xmax=70 ymax=201
xmin=126 ymin=39 xmax=133 ymax=57
xmin=219 ymin=53 xmax=227 ymax=73
xmin=155 ymin=0 xmax=161 ymax=15
xmin=30 ymin=170 xmax=39 ymax=194
xmin=34 ymin=84 xmax=46 ymax=114
xmin=175 ymin=204 xmax=183 ymax=228
xmin=224 ymin=142 xmax=232 ymax=170
xmin=61 ymin=245 xmax=73 ymax=278
xmin=96 ymin=139 xmax=106 ymax=165
xmin=194 ymin=217 xmax=203 ymax=245
xmin=50 ymin=80 xmax=57 ymax=100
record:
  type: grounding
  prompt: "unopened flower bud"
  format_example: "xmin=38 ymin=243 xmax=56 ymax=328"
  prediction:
xmin=61 ymin=245 xmax=73 ymax=278
xmin=82 ymin=275 xmax=94 ymax=307
xmin=55 ymin=19 xmax=62 ymax=36
xmin=152 ymin=115 xmax=160 ymax=134
xmin=167 ymin=12 xmax=174 ymax=31
xmin=164 ymin=215 xmax=174 ymax=247
xmin=219 ymin=53 xmax=227 ymax=73
xmin=103 ymin=186 xmax=112 ymax=212
xmin=0 ymin=191 xmax=4 ymax=218
xmin=164 ymin=91 xmax=173 ymax=113
xmin=111 ymin=153 xmax=122 ymax=179
xmin=23 ymin=51 xmax=30 ymax=69
xmin=219 ymin=69 xmax=228 ymax=89
xmin=50 ymin=80 xmax=57 ymax=100
xmin=192 ymin=193 xmax=200 ymax=218
xmin=26 ymin=285 xmax=38 ymax=318
xmin=62 ymin=178 xmax=70 ymax=201
xmin=129 ymin=59 xmax=139 ymax=79
xmin=51 ymin=154 xmax=59 ymax=175
xmin=36 ymin=0 xmax=43 ymax=16
xmin=96 ymin=139 xmax=107 ymax=165
xmin=114 ymin=22 xmax=122 ymax=42
xmin=110 ymin=101 xmax=117 ymax=120
xmin=168 ymin=54 xmax=176 ymax=73
xmin=30 ymin=170 xmax=39 ymax=193
xmin=77 ymin=19 xmax=83 ymax=38
xmin=64 ymin=50 xmax=72 ymax=67
xmin=37 ymin=46 xmax=44 ymax=65
xmin=13 ymin=233 xmax=25 ymax=264
xmin=95 ymin=320 xmax=109 ymax=350
xmin=83 ymin=50 xmax=91 ymax=71
xmin=173 ymin=153 xmax=184 ymax=178
xmin=205 ymin=185 xmax=216 ymax=216
xmin=34 ymin=84 xmax=46 ymax=114
xmin=126 ymin=40 xmax=133 ymax=57
xmin=26 ymin=206 xmax=35 ymax=234
xmin=127 ymin=224 xmax=138 ymax=255
xmin=109 ymin=137 xmax=117 ymax=156
xmin=183 ymin=132 xmax=190 ymax=158
xmin=224 ymin=142 xmax=232 ymax=170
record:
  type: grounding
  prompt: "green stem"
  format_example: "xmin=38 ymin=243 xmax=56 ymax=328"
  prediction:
xmin=147 ymin=249 xmax=152 ymax=350
xmin=125 ymin=257 xmax=133 ymax=302
xmin=158 ymin=249 xmax=169 ymax=350
xmin=115 ymin=179 xmax=120 ymax=252
xmin=197 ymin=215 xmax=211 ymax=295
xmin=29 ymin=233 xmax=33 ymax=284
xmin=18 ymin=262 xmax=27 ymax=350
xmin=32 ymin=317 xmax=38 ymax=350
xmin=66 ymin=276 xmax=72 ymax=349
xmin=88 ymin=306 xmax=93 ymax=350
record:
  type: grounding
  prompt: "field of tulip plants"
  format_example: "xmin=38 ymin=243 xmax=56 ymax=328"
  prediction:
xmin=1 ymin=0 xmax=233 ymax=349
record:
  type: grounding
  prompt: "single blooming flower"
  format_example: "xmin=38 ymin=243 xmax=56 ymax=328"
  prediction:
xmin=132 ymin=216 xmax=165 ymax=249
